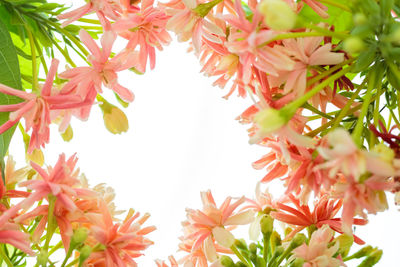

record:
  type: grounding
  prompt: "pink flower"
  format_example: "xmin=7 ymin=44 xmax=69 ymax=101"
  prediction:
xmin=57 ymin=0 xmax=123 ymax=27
xmin=155 ymin=256 xmax=178 ymax=267
xmin=0 ymin=218 xmax=34 ymax=255
xmin=112 ymin=0 xmax=172 ymax=71
xmin=164 ymin=0 xmax=225 ymax=53
xmin=269 ymin=35 xmax=344 ymax=98
xmin=181 ymin=191 xmax=254 ymax=259
xmin=291 ymin=225 xmax=345 ymax=267
xmin=60 ymin=29 xmax=137 ymax=104
xmin=18 ymin=154 xmax=96 ymax=212
xmin=270 ymin=194 xmax=367 ymax=244
xmin=84 ymin=202 xmax=155 ymax=266
xmin=0 ymin=59 xmax=83 ymax=152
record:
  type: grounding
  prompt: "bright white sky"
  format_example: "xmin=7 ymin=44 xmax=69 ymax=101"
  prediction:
xmin=7 ymin=4 xmax=400 ymax=265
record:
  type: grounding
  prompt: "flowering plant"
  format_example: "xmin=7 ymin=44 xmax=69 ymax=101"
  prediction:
xmin=0 ymin=0 xmax=399 ymax=266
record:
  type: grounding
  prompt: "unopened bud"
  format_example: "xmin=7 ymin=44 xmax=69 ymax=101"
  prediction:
xmin=234 ymin=239 xmax=247 ymax=250
xmin=249 ymin=243 xmax=257 ymax=254
xmin=335 ymin=234 xmax=354 ymax=257
xmin=260 ymin=215 xmax=273 ymax=236
xmin=79 ymin=245 xmax=92 ymax=265
xmin=254 ymin=108 xmax=287 ymax=135
xmin=290 ymin=258 xmax=305 ymax=267
xmin=343 ymin=37 xmax=365 ymax=54
xmin=353 ymin=13 xmax=367 ymax=25
xmin=72 ymin=227 xmax=88 ymax=245
xmin=212 ymin=227 xmax=235 ymax=248
xmin=258 ymin=0 xmax=297 ymax=30
xmin=235 ymin=262 xmax=247 ymax=267
xmin=373 ymin=143 xmax=395 ymax=163
xmin=61 ymin=125 xmax=73 ymax=142
xmin=26 ymin=149 xmax=44 ymax=166
xmin=220 ymin=255 xmax=235 ymax=267
xmin=100 ymin=102 xmax=129 ymax=135
xmin=351 ymin=245 xmax=374 ymax=258
xmin=359 ymin=249 xmax=382 ymax=267
xmin=289 ymin=233 xmax=307 ymax=249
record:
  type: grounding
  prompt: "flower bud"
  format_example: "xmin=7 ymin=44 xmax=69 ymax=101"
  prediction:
xmin=343 ymin=37 xmax=365 ymax=54
xmin=359 ymin=249 xmax=382 ymax=267
xmin=254 ymin=108 xmax=287 ymax=135
xmin=79 ymin=245 xmax=92 ymax=265
xmin=26 ymin=149 xmax=44 ymax=166
xmin=289 ymin=233 xmax=307 ymax=249
xmin=36 ymin=251 xmax=48 ymax=266
xmin=290 ymin=258 xmax=305 ymax=267
xmin=72 ymin=227 xmax=88 ymax=245
xmin=249 ymin=243 xmax=257 ymax=254
xmin=351 ymin=245 xmax=374 ymax=258
xmin=335 ymin=234 xmax=354 ymax=257
xmin=61 ymin=125 xmax=73 ymax=142
xmin=260 ymin=215 xmax=273 ymax=236
xmin=353 ymin=13 xmax=367 ymax=25
xmin=220 ymin=255 xmax=235 ymax=267
xmin=258 ymin=0 xmax=297 ymax=30
xmin=373 ymin=143 xmax=395 ymax=163
xmin=212 ymin=227 xmax=235 ymax=248
xmin=100 ymin=101 xmax=129 ymax=135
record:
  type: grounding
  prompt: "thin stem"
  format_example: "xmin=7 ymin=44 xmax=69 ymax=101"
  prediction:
xmin=331 ymin=80 xmax=365 ymax=130
xmin=0 ymin=245 xmax=13 ymax=267
xmin=25 ymin=26 xmax=38 ymax=92
xmin=317 ymin=0 xmax=352 ymax=12
xmin=230 ymin=245 xmax=252 ymax=267
xmin=352 ymin=71 xmax=376 ymax=146
xmin=306 ymin=58 xmax=355 ymax=87
xmin=65 ymin=258 xmax=79 ymax=267
xmin=32 ymin=35 xmax=48 ymax=75
xmin=303 ymin=102 xmax=334 ymax=120
xmin=47 ymin=20 xmax=89 ymax=57
xmin=78 ymin=18 xmax=101 ymax=24
xmin=50 ymin=38 xmax=77 ymax=67
xmin=282 ymin=67 xmax=352 ymax=116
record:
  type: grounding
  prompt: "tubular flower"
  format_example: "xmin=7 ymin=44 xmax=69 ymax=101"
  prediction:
xmin=59 ymin=29 xmax=138 ymax=104
xmin=112 ymin=0 xmax=172 ymax=71
xmin=155 ymin=256 xmax=179 ymax=267
xmin=0 ymin=59 xmax=83 ymax=152
xmin=270 ymin=194 xmax=367 ymax=244
xmin=84 ymin=203 xmax=155 ymax=267
xmin=17 ymin=154 xmax=96 ymax=212
xmin=57 ymin=0 xmax=123 ymax=27
xmin=182 ymin=190 xmax=254 ymax=258
xmin=291 ymin=225 xmax=345 ymax=267
xmin=0 ymin=218 xmax=34 ymax=256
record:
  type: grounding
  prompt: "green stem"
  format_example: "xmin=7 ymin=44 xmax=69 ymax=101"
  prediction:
xmin=306 ymin=58 xmax=355 ymax=87
xmin=282 ymin=67 xmax=352 ymax=117
xmin=0 ymin=245 xmax=13 ymax=267
xmin=352 ymin=71 xmax=376 ymax=146
xmin=47 ymin=20 xmax=89 ymax=56
xmin=25 ymin=26 xmax=38 ymax=92
xmin=65 ymin=258 xmax=79 ymax=267
xmin=50 ymin=38 xmax=77 ymax=68
xmin=263 ymin=234 xmax=270 ymax=263
xmin=43 ymin=195 xmax=57 ymax=264
xmin=305 ymin=23 xmax=350 ymax=39
xmin=317 ymin=0 xmax=352 ymax=12
xmin=303 ymin=102 xmax=334 ymax=120
xmin=48 ymin=241 xmax=63 ymax=256
xmin=32 ymin=35 xmax=48 ymax=75
xmin=77 ymin=18 xmax=101 ymax=24
xmin=230 ymin=245 xmax=252 ymax=267
xmin=331 ymin=80 xmax=365 ymax=130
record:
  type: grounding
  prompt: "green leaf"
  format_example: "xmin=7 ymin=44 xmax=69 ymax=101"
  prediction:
xmin=0 ymin=18 xmax=23 ymax=176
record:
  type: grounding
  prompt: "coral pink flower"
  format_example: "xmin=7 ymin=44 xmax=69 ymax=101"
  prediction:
xmin=57 ymin=0 xmax=123 ymax=27
xmin=182 ymin=191 xmax=254 ymax=259
xmin=270 ymin=194 xmax=367 ymax=244
xmin=163 ymin=0 xmax=225 ymax=52
xmin=0 ymin=218 xmax=34 ymax=255
xmin=224 ymin=0 xmax=295 ymax=84
xmin=269 ymin=35 xmax=344 ymax=98
xmin=60 ymin=29 xmax=137 ymax=103
xmin=291 ymin=225 xmax=345 ymax=267
xmin=0 ymin=59 xmax=83 ymax=152
xmin=316 ymin=129 xmax=396 ymax=180
xmin=332 ymin=175 xmax=395 ymax=234
xmin=84 ymin=202 xmax=155 ymax=267
xmin=112 ymin=0 xmax=172 ymax=71
xmin=155 ymin=256 xmax=178 ymax=267
xmin=18 ymin=154 xmax=96 ymax=211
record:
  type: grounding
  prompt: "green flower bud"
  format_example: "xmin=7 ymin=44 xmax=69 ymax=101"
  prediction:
xmin=258 ymin=0 xmax=297 ymax=30
xmin=270 ymin=231 xmax=282 ymax=253
xmin=343 ymin=37 xmax=365 ymax=54
xmin=99 ymin=97 xmax=129 ymax=135
xmin=254 ymin=108 xmax=287 ymax=135
xmin=335 ymin=234 xmax=354 ymax=257
xmin=235 ymin=262 xmax=248 ymax=267
xmin=249 ymin=243 xmax=258 ymax=254
xmin=353 ymin=13 xmax=367 ymax=25
xmin=260 ymin=215 xmax=274 ymax=236
xmin=290 ymin=258 xmax=305 ymax=267
xmin=289 ymin=233 xmax=307 ymax=249
xmin=351 ymin=245 xmax=374 ymax=258
xmin=358 ymin=249 xmax=382 ymax=267
xmin=79 ymin=245 xmax=92 ymax=265
xmin=234 ymin=239 xmax=248 ymax=250
xmin=72 ymin=227 xmax=89 ymax=245
xmin=61 ymin=125 xmax=73 ymax=142
xmin=220 ymin=255 xmax=235 ymax=267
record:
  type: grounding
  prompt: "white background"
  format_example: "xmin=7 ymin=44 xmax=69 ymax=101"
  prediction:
xmin=8 ymin=12 xmax=400 ymax=266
